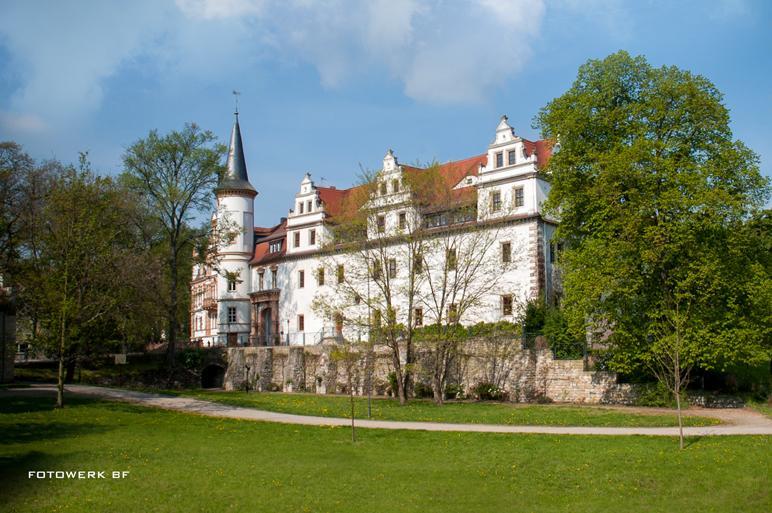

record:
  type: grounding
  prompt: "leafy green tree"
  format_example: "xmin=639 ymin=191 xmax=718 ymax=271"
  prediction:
xmin=122 ymin=124 xmax=225 ymax=366
xmin=0 ymin=142 xmax=33 ymax=277
xmin=536 ymin=51 xmax=770 ymax=447
xmin=32 ymin=157 xmax=150 ymax=407
xmin=330 ymin=343 xmax=363 ymax=442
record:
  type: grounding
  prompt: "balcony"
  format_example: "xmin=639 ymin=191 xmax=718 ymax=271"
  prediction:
xmin=202 ymin=298 xmax=217 ymax=311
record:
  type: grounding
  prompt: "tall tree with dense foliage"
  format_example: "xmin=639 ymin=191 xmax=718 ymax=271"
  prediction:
xmin=31 ymin=157 xmax=152 ymax=407
xmin=536 ymin=51 xmax=770 ymax=447
xmin=0 ymin=142 xmax=33 ymax=277
xmin=122 ymin=124 xmax=225 ymax=366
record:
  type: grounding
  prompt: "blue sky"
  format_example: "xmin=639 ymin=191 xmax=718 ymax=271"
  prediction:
xmin=1 ymin=0 xmax=770 ymax=226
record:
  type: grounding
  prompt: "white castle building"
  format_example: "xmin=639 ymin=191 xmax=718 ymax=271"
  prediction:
xmin=190 ymin=113 xmax=558 ymax=347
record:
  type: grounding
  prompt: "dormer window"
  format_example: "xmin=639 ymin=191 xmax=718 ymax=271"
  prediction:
xmin=269 ymin=240 xmax=282 ymax=253
xmin=228 ymin=279 xmax=236 ymax=292
xmin=508 ymin=150 xmax=516 ymax=166
xmin=307 ymin=200 xmax=312 ymax=212
xmin=392 ymin=179 xmax=400 ymax=193
xmin=298 ymin=202 xmax=304 ymax=214
xmin=495 ymin=152 xmax=503 ymax=168
xmin=293 ymin=232 xmax=300 ymax=248
xmin=380 ymin=182 xmax=387 ymax=196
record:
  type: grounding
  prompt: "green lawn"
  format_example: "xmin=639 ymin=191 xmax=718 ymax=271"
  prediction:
xmin=170 ymin=389 xmax=719 ymax=427
xmin=0 ymin=391 xmax=768 ymax=513
xmin=748 ymin=400 xmax=772 ymax=419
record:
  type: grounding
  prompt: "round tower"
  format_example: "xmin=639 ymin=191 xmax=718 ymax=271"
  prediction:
xmin=215 ymin=112 xmax=257 ymax=346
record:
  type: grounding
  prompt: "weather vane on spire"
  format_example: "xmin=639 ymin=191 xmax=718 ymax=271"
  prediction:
xmin=232 ymin=90 xmax=241 ymax=115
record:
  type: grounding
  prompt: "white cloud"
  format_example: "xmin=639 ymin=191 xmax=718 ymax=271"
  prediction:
xmin=552 ymin=0 xmax=633 ymax=41
xmin=0 ymin=0 xmax=169 ymax=129
xmin=710 ymin=0 xmax=751 ymax=19
xmin=175 ymin=0 xmax=267 ymax=19
xmin=0 ymin=112 xmax=47 ymax=134
xmin=0 ymin=0 xmax=546 ymax=134
xmin=172 ymin=0 xmax=546 ymax=103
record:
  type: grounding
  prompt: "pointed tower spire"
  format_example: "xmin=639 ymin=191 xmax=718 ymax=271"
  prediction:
xmin=216 ymin=112 xmax=257 ymax=196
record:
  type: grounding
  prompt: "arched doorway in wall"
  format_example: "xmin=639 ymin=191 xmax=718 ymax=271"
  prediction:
xmin=201 ymin=364 xmax=225 ymax=388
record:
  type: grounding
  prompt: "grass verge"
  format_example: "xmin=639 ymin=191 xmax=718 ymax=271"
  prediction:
xmin=169 ymin=389 xmax=719 ymax=427
xmin=0 ymin=391 xmax=768 ymax=513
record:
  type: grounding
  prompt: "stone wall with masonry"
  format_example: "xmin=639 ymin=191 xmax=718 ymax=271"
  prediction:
xmin=224 ymin=339 xmax=636 ymax=404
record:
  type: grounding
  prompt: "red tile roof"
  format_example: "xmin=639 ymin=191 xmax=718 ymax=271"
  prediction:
xmin=250 ymin=219 xmax=287 ymax=265
xmin=250 ymin=147 xmax=548 ymax=257
xmin=522 ymin=139 xmax=553 ymax=169
xmin=401 ymin=153 xmax=487 ymax=188
xmin=401 ymin=154 xmax=487 ymax=210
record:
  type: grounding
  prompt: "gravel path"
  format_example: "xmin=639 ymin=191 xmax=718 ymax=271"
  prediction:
xmin=6 ymin=384 xmax=772 ymax=436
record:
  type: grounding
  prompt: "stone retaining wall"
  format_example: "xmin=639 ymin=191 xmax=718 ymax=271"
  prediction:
xmin=224 ymin=339 xmax=636 ymax=404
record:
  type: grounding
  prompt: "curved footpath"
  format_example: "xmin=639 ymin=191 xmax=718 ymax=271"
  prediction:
xmin=7 ymin=384 xmax=772 ymax=436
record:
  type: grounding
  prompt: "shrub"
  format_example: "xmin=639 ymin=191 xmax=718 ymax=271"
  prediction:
xmin=413 ymin=323 xmax=467 ymax=343
xmin=387 ymin=372 xmax=398 ymax=396
xmin=413 ymin=382 xmax=433 ymax=399
xmin=633 ymin=382 xmax=688 ymax=408
xmin=522 ymin=298 xmax=546 ymax=345
xmin=472 ymin=382 xmax=504 ymax=401
xmin=268 ymin=382 xmax=281 ymax=392
xmin=178 ymin=348 xmax=205 ymax=370
xmin=444 ymin=383 xmax=465 ymax=400
xmin=466 ymin=321 xmax=520 ymax=339
xmin=543 ymin=307 xmax=584 ymax=360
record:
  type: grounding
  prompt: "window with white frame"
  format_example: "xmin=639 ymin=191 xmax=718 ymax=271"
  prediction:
xmin=491 ymin=190 xmax=502 ymax=212
xmin=502 ymin=295 xmax=513 ymax=316
xmin=514 ymin=186 xmax=524 ymax=208
xmin=501 ymin=242 xmax=512 ymax=264
xmin=227 ymin=307 xmax=237 ymax=323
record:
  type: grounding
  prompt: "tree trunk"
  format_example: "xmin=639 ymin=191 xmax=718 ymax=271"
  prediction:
xmin=675 ymin=359 xmax=684 ymax=450
xmin=395 ymin=367 xmax=406 ymax=405
xmin=350 ymin=384 xmax=356 ymax=443
xmin=56 ymin=270 xmax=68 ymax=409
xmin=403 ymin=338 xmax=413 ymax=400
xmin=389 ymin=338 xmax=407 ymax=405
xmin=166 ymin=247 xmax=178 ymax=368
xmin=65 ymin=356 xmax=76 ymax=383
xmin=432 ymin=374 xmax=444 ymax=405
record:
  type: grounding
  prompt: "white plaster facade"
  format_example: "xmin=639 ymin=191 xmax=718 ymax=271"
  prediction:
xmin=191 ymin=115 xmax=558 ymax=347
